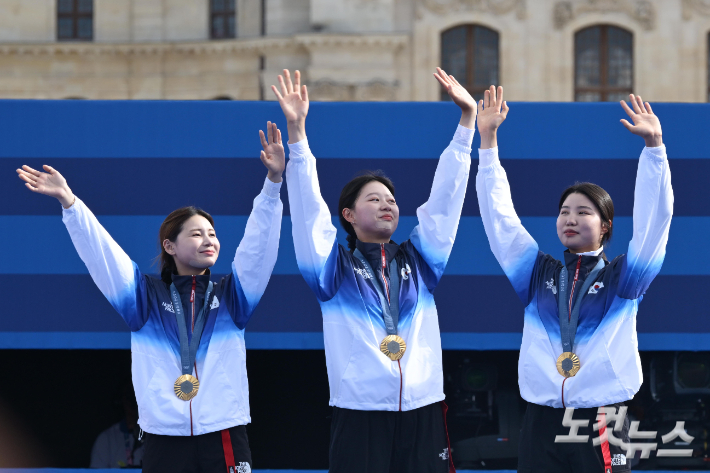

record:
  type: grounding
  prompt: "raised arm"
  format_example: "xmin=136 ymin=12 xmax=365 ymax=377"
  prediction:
xmin=16 ymin=165 xmax=148 ymax=330
xmin=617 ymin=95 xmax=673 ymax=299
xmin=410 ymin=68 xmax=476 ymax=286
xmin=230 ymin=122 xmax=285 ymax=326
xmin=475 ymin=86 xmax=539 ymax=304
xmin=274 ymin=70 xmax=340 ymax=300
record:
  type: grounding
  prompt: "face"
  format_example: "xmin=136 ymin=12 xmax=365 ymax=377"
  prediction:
xmin=342 ymin=181 xmax=399 ymax=243
xmin=163 ymin=215 xmax=220 ymax=275
xmin=557 ymin=193 xmax=608 ymax=253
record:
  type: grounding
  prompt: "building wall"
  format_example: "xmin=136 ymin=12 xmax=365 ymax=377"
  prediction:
xmin=0 ymin=0 xmax=708 ymax=101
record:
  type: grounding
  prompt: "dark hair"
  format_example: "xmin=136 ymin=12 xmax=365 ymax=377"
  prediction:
xmin=558 ymin=182 xmax=614 ymax=248
xmin=157 ymin=206 xmax=215 ymax=284
xmin=338 ymin=171 xmax=396 ymax=252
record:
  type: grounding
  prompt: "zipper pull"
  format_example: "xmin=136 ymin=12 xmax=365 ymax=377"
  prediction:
xmin=190 ymin=276 xmax=196 ymax=303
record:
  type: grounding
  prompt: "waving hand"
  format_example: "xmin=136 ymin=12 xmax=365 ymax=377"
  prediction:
xmin=620 ymin=94 xmax=663 ymax=147
xmin=272 ymin=69 xmax=308 ymax=144
xmin=17 ymin=165 xmax=75 ymax=208
xmin=259 ymin=121 xmax=285 ymax=183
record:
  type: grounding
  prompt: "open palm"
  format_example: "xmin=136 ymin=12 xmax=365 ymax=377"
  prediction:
xmin=476 ymin=85 xmax=509 ymax=135
xmin=620 ymin=94 xmax=662 ymax=145
xmin=259 ymin=121 xmax=285 ymax=181
xmin=17 ymin=165 xmax=70 ymax=198
xmin=272 ymin=69 xmax=309 ymax=122
xmin=433 ymin=67 xmax=476 ymax=113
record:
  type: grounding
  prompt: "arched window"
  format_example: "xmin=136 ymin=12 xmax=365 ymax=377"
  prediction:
xmin=210 ymin=0 xmax=236 ymax=39
xmin=57 ymin=0 xmax=93 ymax=41
xmin=575 ymin=25 xmax=633 ymax=101
xmin=440 ymin=25 xmax=499 ymax=101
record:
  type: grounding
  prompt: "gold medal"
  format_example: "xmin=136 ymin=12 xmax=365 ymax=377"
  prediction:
xmin=556 ymin=352 xmax=581 ymax=378
xmin=174 ymin=374 xmax=200 ymax=401
xmin=380 ymin=335 xmax=406 ymax=361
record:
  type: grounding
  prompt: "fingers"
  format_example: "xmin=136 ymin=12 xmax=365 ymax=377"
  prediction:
xmin=302 ymin=84 xmax=309 ymax=103
xmin=22 ymin=165 xmax=41 ymax=176
xmin=17 ymin=172 xmax=37 ymax=185
xmin=620 ymin=100 xmax=634 ymax=118
xmin=277 ymin=128 xmax=282 ymax=144
xmin=284 ymin=69 xmax=294 ymax=94
xmin=450 ymin=75 xmax=461 ymax=87
xmin=620 ymin=119 xmax=634 ymax=131
xmin=477 ymin=99 xmax=484 ymax=115
xmin=259 ymin=129 xmax=268 ymax=150
xmin=433 ymin=73 xmax=449 ymax=89
xmin=294 ymin=70 xmax=301 ymax=95
xmin=484 ymin=89 xmax=490 ymax=109
xmin=277 ymin=75 xmax=288 ymax=97
xmin=260 ymin=150 xmax=267 ymax=164
xmin=43 ymin=165 xmax=56 ymax=174
xmin=501 ymin=101 xmax=509 ymax=119
xmin=630 ymin=94 xmax=642 ymax=114
xmin=25 ymin=182 xmax=39 ymax=192
xmin=635 ymin=95 xmax=645 ymax=113
xmin=271 ymin=84 xmax=284 ymax=102
xmin=490 ymin=85 xmax=497 ymax=107
xmin=266 ymin=121 xmax=274 ymax=144
xmin=497 ymin=86 xmax=504 ymax=111
xmin=644 ymin=101 xmax=653 ymax=114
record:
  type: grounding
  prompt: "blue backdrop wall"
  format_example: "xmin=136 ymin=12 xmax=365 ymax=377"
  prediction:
xmin=1 ymin=100 xmax=708 ymax=350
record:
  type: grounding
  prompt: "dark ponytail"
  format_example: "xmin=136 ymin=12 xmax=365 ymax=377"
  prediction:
xmin=338 ymin=171 xmax=395 ymax=252
xmin=559 ymin=182 xmax=614 ymax=254
xmin=157 ymin=206 xmax=215 ymax=284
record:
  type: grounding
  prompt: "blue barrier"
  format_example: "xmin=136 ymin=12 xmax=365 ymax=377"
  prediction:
xmin=2 ymin=100 xmax=709 ymax=350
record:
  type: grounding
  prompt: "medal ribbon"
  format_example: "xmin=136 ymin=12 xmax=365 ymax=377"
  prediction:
xmin=171 ymin=281 xmax=214 ymax=377
xmin=557 ymin=257 xmax=604 ymax=354
xmin=353 ymin=247 xmax=400 ymax=335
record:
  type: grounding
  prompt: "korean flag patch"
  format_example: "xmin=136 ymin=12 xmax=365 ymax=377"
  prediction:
xmin=588 ymin=282 xmax=604 ymax=294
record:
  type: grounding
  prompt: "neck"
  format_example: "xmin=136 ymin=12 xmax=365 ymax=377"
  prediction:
xmin=568 ymin=245 xmax=603 ymax=255
xmin=174 ymin=263 xmax=208 ymax=276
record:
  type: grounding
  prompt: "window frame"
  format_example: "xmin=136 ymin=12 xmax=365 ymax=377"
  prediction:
xmin=57 ymin=0 xmax=93 ymax=42
xmin=210 ymin=0 xmax=237 ymax=40
xmin=440 ymin=24 xmax=500 ymax=101
xmin=574 ymin=24 xmax=633 ymax=101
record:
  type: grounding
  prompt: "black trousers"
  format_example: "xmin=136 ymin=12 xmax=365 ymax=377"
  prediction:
xmin=329 ymin=401 xmax=453 ymax=473
xmin=518 ymin=402 xmax=631 ymax=473
xmin=142 ymin=425 xmax=252 ymax=473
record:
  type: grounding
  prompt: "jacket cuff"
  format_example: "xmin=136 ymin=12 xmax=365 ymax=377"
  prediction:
xmin=287 ymin=137 xmax=311 ymax=160
xmin=453 ymin=124 xmax=475 ymax=148
xmin=643 ymin=144 xmax=667 ymax=162
xmin=262 ymin=177 xmax=282 ymax=199
xmin=478 ymin=147 xmax=499 ymax=168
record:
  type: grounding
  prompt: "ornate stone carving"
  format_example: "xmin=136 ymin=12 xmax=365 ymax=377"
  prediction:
xmin=553 ymin=0 xmax=655 ymax=30
xmin=682 ymin=0 xmax=710 ymax=19
xmin=419 ymin=0 xmax=526 ymax=19
xmin=354 ymin=80 xmax=398 ymax=101
xmin=307 ymin=80 xmax=353 ymax=101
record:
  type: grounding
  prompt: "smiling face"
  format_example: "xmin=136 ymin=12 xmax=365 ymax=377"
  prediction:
xmin=557 ymin=192 xmax=609 ymax=253
xmin=163 ymin=215 xmax=220 ymax=275
xmin=342 ymin=180 xmax=399 ymax=244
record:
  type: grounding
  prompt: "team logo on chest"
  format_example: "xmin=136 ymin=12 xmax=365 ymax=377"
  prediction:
xmin=545 ymin=278 xmax=557 ymax=294
xmin=588 ymin=281 xmax=604 ymax=294
xmin=354 ymin=267 xmax=371 ymax=279
xmin=401 ymin=263 xmax=412 ymax=280
xmin=162 ymin=301 xmax=175 ymax=313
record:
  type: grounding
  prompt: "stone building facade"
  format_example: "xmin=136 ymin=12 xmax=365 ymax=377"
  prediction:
xmin=0 ymin=0 xmax=708 ymax=102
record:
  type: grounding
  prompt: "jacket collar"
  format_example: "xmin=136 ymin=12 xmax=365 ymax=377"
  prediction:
xmin=355 ymin=240 xmax=399 ymax=269
xmin=563 ymin=250 xmax=604 ymax=277
xmin=170 ymin=269 xmax=212 ymax=295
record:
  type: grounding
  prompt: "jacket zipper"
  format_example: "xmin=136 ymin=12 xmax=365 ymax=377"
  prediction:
xmin=190 ymin=276 xmax=196 ymax=436
xmin=381 ymin=244 xmax=403 ymax=411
